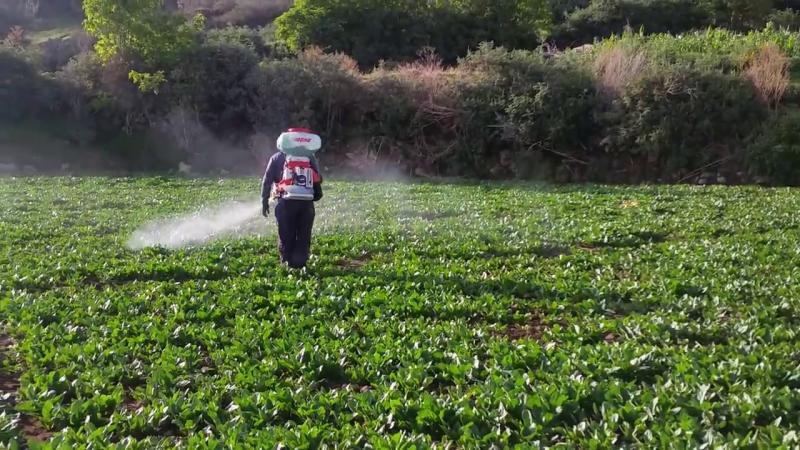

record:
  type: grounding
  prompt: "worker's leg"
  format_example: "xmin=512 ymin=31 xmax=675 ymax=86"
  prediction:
xmin=290 ymin=202 xmax=315 ymax=269
xmin=274 ymin=199 xmax=296 ymax=265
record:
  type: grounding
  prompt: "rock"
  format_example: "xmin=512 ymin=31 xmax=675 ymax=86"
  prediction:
xmin=717 ymin=175 xmax=727 ymax=184
xmin=178 ymin=162 xmax=192 ymax=175
xmin=697 ymin=178 xmax=708 ymax=185
xmin=61 ymin=163 xmax=71 ymax=171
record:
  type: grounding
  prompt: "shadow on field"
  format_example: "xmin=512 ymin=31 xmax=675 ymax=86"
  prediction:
xmin=317 ymin=265 xmax=656 ymax=322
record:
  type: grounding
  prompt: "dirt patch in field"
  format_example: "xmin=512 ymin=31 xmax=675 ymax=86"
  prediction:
xmin=1 ymin=333 xmax=53 ymax=442
xmin=499 ymin=315 xmax=549 ymax=341
xmin=0 ymin=333 xmax=19 ymax=394
xmin=576 ymin=242 xmax=599 ymax=252
xmin=19 ymin=415 xmax=53 ymax=442
xmin=335 ymin=253 xmax=372 ymax=269
xmin=124 ymin=393 xmax=143 ymax=412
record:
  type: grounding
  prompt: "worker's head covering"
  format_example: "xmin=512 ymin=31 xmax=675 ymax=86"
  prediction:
xmin=277 ymin=128 xmax=321 ymax=157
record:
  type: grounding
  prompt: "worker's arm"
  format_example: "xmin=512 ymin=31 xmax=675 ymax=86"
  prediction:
xmin=310 ymin=155 xmax=323 ymax=201
xmin=310 ymin=155 xmax=323 ymax=182
xmin=261 ymin=153 xmax=283 ymax=215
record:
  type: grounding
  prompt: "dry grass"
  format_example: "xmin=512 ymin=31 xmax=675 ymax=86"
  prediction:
xmin=299 ymin=46 xmax=359 ymax=75
xmin=392 ymin=48 xmax=455 ymax=109
xmin=592 ymin=46 xmax=649 ymax=101
xmin=745 ymin=44 xmax=790 ymax=110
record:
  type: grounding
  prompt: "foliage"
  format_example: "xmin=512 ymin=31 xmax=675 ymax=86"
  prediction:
xmin=452 ymin=44 xmax=596 ymax=177
xmin=745 ymin=110 xmax=800 ymax=185
xmin=169 ymin=41 xmax=259 ymax=136
xmin=594 ymin=25 xmax=800 ymax=71
xmin=767 ymin=8 xmax=800 ymax=30
xmin=548 ymin=0 xmax=591 ymax=20
xmin=0 ymin=46 xmax=57 ymax=121
xmin=205 ymin=25 xmax=267 ymax=54
xmin=553 ymin=0 xmax=710 ymax=47
xmin=245 ymin=48 xmax=362 ymax=138
xmin=128 ymin=70 xmax=166 ymax=94
xmin=82 ymin=0 xmax=205 ymax=67
xmin=699 ymin=0 xmax=774 ymax=30
xmin=599 ymin=66 xmax=766 ymax=177
xmin=275 ymin=0 xmax=552 ymax=68
xmin=1 ymin=178 xmax=800 ymax=446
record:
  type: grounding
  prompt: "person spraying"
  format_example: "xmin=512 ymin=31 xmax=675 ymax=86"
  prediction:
xmin=261 ymin=128 xmax=324 ymax=269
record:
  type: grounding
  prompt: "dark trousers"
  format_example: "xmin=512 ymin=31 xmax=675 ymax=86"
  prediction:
xmin=274 ymin=199 xmax=315 ymax=269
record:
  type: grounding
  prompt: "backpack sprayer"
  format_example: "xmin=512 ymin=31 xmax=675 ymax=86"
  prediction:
xmin=271 ymin=128 xmax=323 ymax=201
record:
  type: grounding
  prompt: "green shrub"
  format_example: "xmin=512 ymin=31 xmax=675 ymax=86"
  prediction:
xmin=554 ymin=0 xmax=710 ymax=47
xmin=699 ymin=0 xmax=773 ymax=30
xmin=245 ymin=49 xmax=362 ymax=141
xmin=599 ymin=66 xmax=766 ymax=177
xmin=0 ymin=46 xmax=57 ymax=120
xmin=206 ymin=26 xmax=267 ymax=55
xmin=745 ymin=110 xmax=800 ymax=185
xmin=450 ymin=44 xmax=596 ymax=177
xmin=357 ymin=54 xmax=462 ymax=175
xmin=592 ymin=26 xmax=800 ymax=73
xmin=548 ymin=0 xmax=591 ymax=20
xmin=275 ymin=0 xmax=551 ymax=68
xmin=170 ymin=42 xmax=260 ymax=136
xmin=767 ymin=9 xmax=800 ymax=30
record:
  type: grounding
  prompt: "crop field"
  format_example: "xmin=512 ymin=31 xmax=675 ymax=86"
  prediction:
xmin=0 ymin=177 xmax=799 ymax=448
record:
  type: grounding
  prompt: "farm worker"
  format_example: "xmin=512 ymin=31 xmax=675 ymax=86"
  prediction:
xmin=261 ymin=128 xmax=324 ymax=269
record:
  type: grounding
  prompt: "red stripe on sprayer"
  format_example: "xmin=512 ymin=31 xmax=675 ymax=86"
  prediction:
xmin=286 ymin=161 xmax=312 ymax=169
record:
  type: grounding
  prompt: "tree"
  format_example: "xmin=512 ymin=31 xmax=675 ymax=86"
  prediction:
xmin=700 ymin=0 xmax=773 ymax=29
xmin=83 ymin=0 xmax=204 ymax=67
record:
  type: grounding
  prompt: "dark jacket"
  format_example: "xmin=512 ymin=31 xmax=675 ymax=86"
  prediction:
xmin=261 ymin=152 xmax=323 ymax=203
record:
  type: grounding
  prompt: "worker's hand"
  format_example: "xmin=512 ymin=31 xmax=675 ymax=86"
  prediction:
xmin=262 ymin=201 xmax=269 ymax=218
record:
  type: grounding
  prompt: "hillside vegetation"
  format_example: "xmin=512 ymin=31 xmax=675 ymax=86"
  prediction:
xmin=2 ymin=0 xmax=800 ymax=184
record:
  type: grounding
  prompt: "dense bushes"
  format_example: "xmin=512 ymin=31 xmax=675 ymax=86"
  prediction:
xmin=5 ymin=15 xmax=800 ymax=184
xmin=275 ymin=0 xmax=551 ymax=68
xmin=550 ymin=0 xmax=787 ymax=47
xmin=553 ymin=0 xmax=709 ymax=47
xmin=0 ymin=48 xmax=48 ymax=120
xmin=746 ymin=110 xmax=800 ymax=185
xmin=170 ymin=42 xmax=259 ymax=136
xmin=600 ymin=67 xmax=765 ymax=178
xmin=450 ymin=46 xmax=596 ymax=177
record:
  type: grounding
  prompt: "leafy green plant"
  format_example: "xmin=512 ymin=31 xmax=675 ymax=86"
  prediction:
xmin=1 ymin=177 xmax=799 ymax=446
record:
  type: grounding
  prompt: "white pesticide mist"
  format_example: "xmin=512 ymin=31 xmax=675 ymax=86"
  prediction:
xmin=125 ymin=182 xmax=418 ymax=250
xmin=127 ymin=199 xmax=267 ymax=250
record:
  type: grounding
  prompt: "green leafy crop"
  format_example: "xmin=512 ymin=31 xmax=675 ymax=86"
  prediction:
xmin=0 ymin=177 xmax=798 ymax=447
